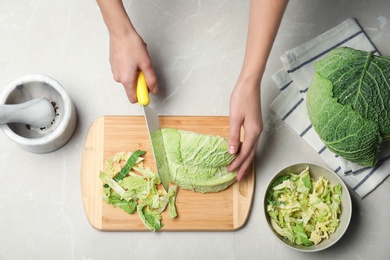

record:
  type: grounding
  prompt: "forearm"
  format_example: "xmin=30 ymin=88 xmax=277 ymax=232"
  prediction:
xmin=240 ymin=0 xmax=288 ymax=85
xmin=96 ymin=0 xmax=157 ymax=103
xmin=96 ymin=0 xmax=136 ymax=37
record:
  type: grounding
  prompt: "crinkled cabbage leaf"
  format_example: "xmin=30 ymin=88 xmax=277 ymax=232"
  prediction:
xmin=307 ymin=47 xmax=390 ymax=166
xmin=152 ymin=128 xmax=237 ymax=193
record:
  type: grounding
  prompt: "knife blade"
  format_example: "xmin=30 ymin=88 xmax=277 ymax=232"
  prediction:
xmin=136 ymin=72 xmax=170 ymax=192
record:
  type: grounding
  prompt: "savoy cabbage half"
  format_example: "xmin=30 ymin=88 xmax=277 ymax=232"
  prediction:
xmin=307 ymin=47 xmax=390 ymax=167
xmin=152 ymin=128 xmax=237 ymax=193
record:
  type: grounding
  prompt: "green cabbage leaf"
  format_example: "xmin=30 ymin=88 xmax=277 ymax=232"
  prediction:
xmin=307 ymin=47 xmax=390 ymax=166
xmin=152 ymin=128 xmax=237 ymax=193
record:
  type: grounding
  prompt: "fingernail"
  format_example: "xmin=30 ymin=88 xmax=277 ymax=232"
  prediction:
xmin=229 ymin=145 xmax=236 ymax=154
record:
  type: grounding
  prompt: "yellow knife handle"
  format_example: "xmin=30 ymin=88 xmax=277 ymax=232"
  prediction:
xmin=136 ymin=72 xmax=150 ymax=106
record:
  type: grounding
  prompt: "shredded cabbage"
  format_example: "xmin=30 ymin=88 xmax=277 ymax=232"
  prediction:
xmin=266 ymin=167 xmax=342 ymax=247
xmin=100 ymin=151 xmax=178 ymax=231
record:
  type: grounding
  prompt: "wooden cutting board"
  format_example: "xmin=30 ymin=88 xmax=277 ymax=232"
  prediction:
xmin=80 ymin=116 xmax=255 ymax=231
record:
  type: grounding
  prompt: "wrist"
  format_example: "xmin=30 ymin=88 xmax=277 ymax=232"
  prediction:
xmin=107 ymin=19 xmax=136 ymax=38
xmin=97 ymin=0 xmax=137 ymax=38
xmin=236 ymin=67 xmax=263 ymax=90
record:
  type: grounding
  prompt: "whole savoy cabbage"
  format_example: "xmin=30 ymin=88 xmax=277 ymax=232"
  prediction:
xmin=306 ymin=47 xmax=390 ymax=167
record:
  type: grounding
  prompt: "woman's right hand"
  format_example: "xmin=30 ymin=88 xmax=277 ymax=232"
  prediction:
xmin=109 ymin=31 xmax=158 ymax=103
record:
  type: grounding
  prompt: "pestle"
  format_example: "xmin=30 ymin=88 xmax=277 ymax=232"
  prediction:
xmin=0 ymin=98 xmax=55 ymax=127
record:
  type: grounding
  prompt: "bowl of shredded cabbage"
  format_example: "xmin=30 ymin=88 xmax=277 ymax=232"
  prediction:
xmin=264 ymin=163 xmax=352 ymax=252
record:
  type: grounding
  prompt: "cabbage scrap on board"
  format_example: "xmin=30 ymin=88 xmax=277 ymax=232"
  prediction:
xmin=266 ymin=167 xmax=342 ymax=247
xmin=151 ymin=128 xmax=237 ymax=193
xmin=100 ymin=150 xmax=178 ymax=232
xmin=306 ymin=47 xmax=390 ymax=167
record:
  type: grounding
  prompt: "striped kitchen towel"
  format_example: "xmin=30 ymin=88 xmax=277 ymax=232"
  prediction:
xmin=270 ymin=18 xmax=390 ymax=198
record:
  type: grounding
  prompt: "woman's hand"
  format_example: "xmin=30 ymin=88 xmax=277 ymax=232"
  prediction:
xmin=96 ymin=0 xmax=158 ymax=103
xmin=228 ymin=79 xmax=263 ymax=181
xmin=109 ymin=32 xmax=158 ymax=103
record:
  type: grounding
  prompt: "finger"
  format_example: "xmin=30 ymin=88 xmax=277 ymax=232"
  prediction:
xmin=139 ymin=60 xmax=158 ymax=94
xmin=236 ymin=153 xmax=255 ymax=181
xmin=228 ymin=129 xmax=259 ymax=180
xmin=228 ymin=116 xmax=242 ymax=155
xmin=230 ymin=145 xmax=256 ymax=181
xmin=228 ymin=139 xmax=255 ymax=173
xmin=120 ymin=73 xmax=138 ymax=103
xmin=124 ymin=84 xmax=138 ymax=103
xmin=143 ymin=69 xmax=158 ymax=94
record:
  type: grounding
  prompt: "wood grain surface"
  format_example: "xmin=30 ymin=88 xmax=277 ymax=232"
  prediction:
xmin=80 ymin=116 xmax=255 ymax=231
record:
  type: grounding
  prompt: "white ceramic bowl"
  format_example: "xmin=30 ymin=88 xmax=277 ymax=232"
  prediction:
xmin=263 ymin=163 xmax=352 ymax=252
xmin=0 ymin=74 xmax=77 ymax=153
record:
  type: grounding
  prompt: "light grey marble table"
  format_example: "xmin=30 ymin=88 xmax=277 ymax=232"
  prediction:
xmin=1 ymin=0 xmax=389 ymax=259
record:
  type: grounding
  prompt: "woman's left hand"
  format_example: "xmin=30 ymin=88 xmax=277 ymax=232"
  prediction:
xmin=227 ymin=79 xmax=263 ymax=181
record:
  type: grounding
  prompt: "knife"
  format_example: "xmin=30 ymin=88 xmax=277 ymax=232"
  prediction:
xmin=136 ymin=72 xmax=170 ymax=192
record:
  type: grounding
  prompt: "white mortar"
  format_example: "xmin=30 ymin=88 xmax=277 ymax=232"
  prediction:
xmin=0 ymin=74 xmax=77 ymax=153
